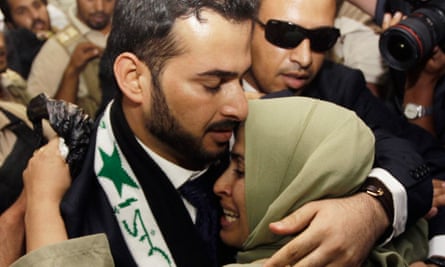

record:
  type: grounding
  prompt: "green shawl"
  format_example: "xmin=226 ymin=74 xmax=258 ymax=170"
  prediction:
xmin=226 ymin=97 xmax=428 ymax=266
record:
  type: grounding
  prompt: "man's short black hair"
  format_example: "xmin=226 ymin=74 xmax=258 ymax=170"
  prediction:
xmin=100 ymin=0 xmax=258 ymax=95
xmin=0 ymin=0 xmax=48 ymax=25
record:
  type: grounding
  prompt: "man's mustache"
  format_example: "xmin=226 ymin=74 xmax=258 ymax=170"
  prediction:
xmin=207 ymin=120 xmax=240 ymax=132
xmin=91 ymin=12 xmax=108 ymax=18
xmin=32 ymin=19 xmax=47 ymax=29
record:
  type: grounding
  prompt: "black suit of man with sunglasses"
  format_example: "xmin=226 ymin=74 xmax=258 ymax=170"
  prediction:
xmin=243 ymin=0 xmax=445 ymax=266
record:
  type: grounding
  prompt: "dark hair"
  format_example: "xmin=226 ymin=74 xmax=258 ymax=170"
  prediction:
xmin=0 ymin=0 xmax=48 ymax=24
xmin=0 ymin=0 xmax=15 ymax=24
xmin=101 ymin=0 xmax=257 ymax=94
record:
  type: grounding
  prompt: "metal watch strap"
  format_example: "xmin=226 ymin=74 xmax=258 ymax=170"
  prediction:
xmin=403 ymin=103 xmax=433 ymax=119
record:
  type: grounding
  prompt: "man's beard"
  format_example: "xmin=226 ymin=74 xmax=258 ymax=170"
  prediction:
xmin=31 ymin=18 xmax=49 ymax=32
xmin=146 ymin=81 xmax=231 ymax=168
xmin=86 ymin=12 xmax=110 ymax=31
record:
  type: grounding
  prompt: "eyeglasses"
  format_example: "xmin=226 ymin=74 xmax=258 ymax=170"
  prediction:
xmin=254 ymin=18 xmax=340 ymax=52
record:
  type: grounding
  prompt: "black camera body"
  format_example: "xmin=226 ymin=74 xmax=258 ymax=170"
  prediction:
xmin=379 ymin=0 xmax=445 ymax=71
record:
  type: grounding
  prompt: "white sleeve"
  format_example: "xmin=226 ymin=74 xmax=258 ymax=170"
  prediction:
xmin=369 ymin=167 xmax=407 ymax=242
xmin=429 ymin=235 xmax=445 ymax=258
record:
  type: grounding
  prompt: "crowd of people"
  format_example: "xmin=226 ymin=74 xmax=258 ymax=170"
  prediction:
xmin=0 ymin=0 xmax=444 ymax=266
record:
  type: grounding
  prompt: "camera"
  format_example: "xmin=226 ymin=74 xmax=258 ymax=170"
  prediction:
xmin=379 ymin=0 xmax=445 ymax=71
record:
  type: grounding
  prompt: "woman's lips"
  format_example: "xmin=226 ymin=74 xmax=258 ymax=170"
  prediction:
xmin=220 ymin=208 xmax=239 ymax=227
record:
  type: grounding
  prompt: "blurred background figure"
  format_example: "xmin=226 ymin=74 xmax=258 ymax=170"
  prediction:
xmin=329 ymin=0 xmax=389 ymax=98
xmin=0 ymin=30 xmax=30 ymax=105
xmin=48 ymin=0 xmax=73 ymax=14
xmin=26 ymin=0 xmax=115 ymax=118
xmin=0 ymin=0 xmax=68 ymax=79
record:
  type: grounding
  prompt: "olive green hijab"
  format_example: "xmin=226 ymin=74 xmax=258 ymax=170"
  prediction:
xmin=228 ymin=97 xmax=428 ymax=266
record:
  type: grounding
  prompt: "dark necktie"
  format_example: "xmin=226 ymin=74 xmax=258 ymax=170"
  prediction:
xmin=179 ymin=174 xmax=220 ymax=266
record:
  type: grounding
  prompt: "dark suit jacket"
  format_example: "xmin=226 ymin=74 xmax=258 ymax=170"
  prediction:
xmin=61 ymin=128 xmax=138 ymax=267
xmin=264 ymin=60 xmax=445 ymax=230
xmin=61 ymin=100 xmax=230 ymax=267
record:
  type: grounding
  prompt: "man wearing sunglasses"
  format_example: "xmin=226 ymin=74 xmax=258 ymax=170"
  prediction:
xmin=244 ymin=0 xmax=445 ymax=266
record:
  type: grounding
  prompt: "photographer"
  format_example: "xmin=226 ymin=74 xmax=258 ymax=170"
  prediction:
xmin=349 ymin=0 xmax=445 ymax=265
xmin=377 ymin=0 xmax=445 ymax=144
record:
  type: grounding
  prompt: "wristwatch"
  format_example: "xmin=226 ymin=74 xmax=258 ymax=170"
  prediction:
xmin=403 ymin=103 xmax=433 ymax=119
xmin=359 ymin=177 xmax=394 ymax=242
xmin=359 ymin=177 xmax=394 ymax=221
xmin=425 ymin=256 xmax=445 ymax=267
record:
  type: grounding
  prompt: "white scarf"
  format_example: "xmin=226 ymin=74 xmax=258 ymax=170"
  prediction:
xmin=94 ymin=102 xmax=175 ymax=266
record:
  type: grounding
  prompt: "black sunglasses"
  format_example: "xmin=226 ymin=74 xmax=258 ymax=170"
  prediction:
xmin=254 ymin=18 xmax=340 ymax=52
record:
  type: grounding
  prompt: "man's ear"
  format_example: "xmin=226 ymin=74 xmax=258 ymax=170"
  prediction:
xmin=114 ymin=52 xmax=150 ymax=104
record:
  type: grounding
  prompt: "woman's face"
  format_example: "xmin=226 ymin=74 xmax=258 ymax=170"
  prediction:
xmin=213 ymin=125 xmax=249 ymax=248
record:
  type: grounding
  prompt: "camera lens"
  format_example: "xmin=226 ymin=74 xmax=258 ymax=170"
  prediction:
xmin=387 ymin=36 xmax=415 ymax=62
xmin=379 ymin=4 xmax=445 ymax=71
xmin=379 ymin=19 xmax=427 ymax=71
xmin=385 ymin=33 xmax=418 ymax=68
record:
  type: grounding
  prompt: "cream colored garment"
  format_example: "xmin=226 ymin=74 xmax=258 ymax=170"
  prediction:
xmin=330 ymin=1 xmax=388 ymax=86
xmin=11 ymin=234 xmax=115 ymax=267
xmin=0 ymin=69 xmax=30 ymax=106
xmin=333 ymin=16 xmax=387 ymax=85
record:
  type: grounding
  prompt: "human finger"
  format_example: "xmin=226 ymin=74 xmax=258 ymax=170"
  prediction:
xmin=433 ymin=194 xmax=445 ymax=208
xmin=432 ymin=179 xmax=445 ymax=207
xmin=424 ymin=206 xmax=438 ymax=220
xmin=70 ymin=42 xmax=101 ymax=70
xmin=382 ymin=11 xmax=404 ymax=30
xmin=268 ymin=202 xmax=316 ymax=235
xmin=382 ymin=13 xmax=393 ymax=30
xmin=31 ymin=138 xmax=61 ymax=157
xmin=263 ymin=204 xmax=319 ymax=266
xmin=391 ymin=11 xmax=404 ymax=26
xmin=263 ymin=232 xmax=319 ymax=267
xmin=23 ymin=138 xmax=71 ymax=202
xmin=294 ymin=195 xmax=380 ymax=267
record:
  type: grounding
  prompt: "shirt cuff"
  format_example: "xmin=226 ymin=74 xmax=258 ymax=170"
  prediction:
xmin=429 ymin=235 xmax=445 ymax=258
xmin=369 ymin=168 xmax=407 ymax=239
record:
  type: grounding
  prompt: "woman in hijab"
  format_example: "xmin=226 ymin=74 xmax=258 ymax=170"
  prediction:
xmin=215 ymin=97 xmax=429 ymax=267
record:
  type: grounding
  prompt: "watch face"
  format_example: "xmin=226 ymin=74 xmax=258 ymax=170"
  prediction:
xmin=404 ymin=103 xmax=419 ymax=119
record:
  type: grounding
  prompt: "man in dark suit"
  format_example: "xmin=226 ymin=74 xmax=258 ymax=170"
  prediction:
xmin=243 ymin=0 xmax=445 ymax=265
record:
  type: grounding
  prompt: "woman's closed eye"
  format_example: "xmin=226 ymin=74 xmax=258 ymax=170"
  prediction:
xmin=234 ymin=168 xmax=245 ymax=179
